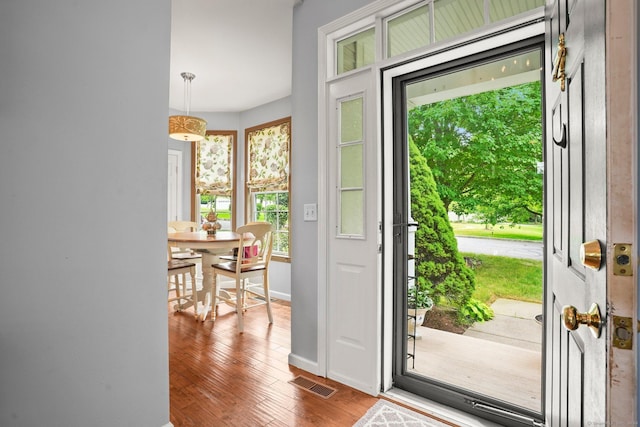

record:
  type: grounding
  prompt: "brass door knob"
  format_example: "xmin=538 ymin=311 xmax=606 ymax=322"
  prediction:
xmin=562 ymin=303 xmax=602 ymax=338
xmin=580 ymin=240 xmax=602 ymax=270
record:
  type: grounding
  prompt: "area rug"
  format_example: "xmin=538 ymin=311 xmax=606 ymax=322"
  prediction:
xmin=354 ymin=400 xmax=453 ymax=427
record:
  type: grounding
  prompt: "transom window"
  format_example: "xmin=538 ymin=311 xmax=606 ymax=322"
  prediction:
xmin=337 ymin=27 xmax=375 ymax=74
xmin=336 ymin=0 xmax=544 ymax=74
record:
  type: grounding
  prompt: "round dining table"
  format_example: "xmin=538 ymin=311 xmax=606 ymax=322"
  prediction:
xmin=168 ymin=231 xmax=240 ymax=321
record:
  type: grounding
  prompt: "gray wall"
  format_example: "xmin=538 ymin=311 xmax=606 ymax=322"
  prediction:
xmin=289 ymin=0 xmax=375 ymax=367
xmin=0 ymin=1 xmax=171 ymax=426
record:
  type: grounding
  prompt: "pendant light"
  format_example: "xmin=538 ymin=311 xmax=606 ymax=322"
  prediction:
xmin=168 ymin=72 xmax=207 ymax=141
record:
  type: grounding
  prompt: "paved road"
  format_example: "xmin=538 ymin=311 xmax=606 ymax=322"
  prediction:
xmin=456 ymin=236 xmax=543 ymax=261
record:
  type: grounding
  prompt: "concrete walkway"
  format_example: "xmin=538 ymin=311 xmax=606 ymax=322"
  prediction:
xmin=463 ymin=298 xmax=542 ymax=351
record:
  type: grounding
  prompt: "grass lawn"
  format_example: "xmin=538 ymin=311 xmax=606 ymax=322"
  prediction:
xmin=451 ymin=222 xmax=542 ymax=241
xmin=462 ymin=252 xmax=543 ymax=305
xmin=200 ymin=208 xmax=231 ymax=220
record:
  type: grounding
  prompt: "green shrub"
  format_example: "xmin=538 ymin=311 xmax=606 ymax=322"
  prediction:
xmin=409 ymin=137 xmax=476 ymax=309
xmin=458 ymin=298 xmax=494 ymax=324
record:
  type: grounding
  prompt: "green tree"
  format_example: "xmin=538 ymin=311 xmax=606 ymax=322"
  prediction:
xmin=409 ymin=137 xmax=476 ymax=310
xmin=408 ymin=81 xmax=542 ymax=225
xmin=255 ymin=192 xmax=289 ymax=254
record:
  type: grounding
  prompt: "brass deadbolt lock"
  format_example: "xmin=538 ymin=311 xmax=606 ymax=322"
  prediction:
xmin=580 ymin=240 xmax=602 ymax=270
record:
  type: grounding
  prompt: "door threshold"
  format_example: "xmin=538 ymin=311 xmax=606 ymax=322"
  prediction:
xmin=382 ymin=388 xmax=503 ymax=427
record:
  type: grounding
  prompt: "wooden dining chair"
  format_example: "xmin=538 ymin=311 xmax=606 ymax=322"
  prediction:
xmin=167 ymin=256 xmax=198 ymax=317
xmin=167 ymin=220 xmax=201 ymax=261
xmin=167 ymin=221 xmax=200 ymax=316
xmin=211 ymin=221 xmax=274 ymax=332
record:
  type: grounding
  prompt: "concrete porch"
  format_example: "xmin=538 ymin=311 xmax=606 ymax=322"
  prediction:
xmin=410 ymin=299 xmax=543 ymax=412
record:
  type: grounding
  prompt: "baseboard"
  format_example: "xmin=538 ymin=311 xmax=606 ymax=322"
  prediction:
xmin=326 ymin=371 xmax=379 ymax=396
xmin=162 ymin=423 xmax=174 ymax=427
xmin=270 ymin=290 xmax=291 ymax=301
xmin=288 ymin=353 xmax=319 ymax=375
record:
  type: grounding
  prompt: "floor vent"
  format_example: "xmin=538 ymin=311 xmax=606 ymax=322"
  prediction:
xmin=288 ymin=375 xmax=337 ymax=399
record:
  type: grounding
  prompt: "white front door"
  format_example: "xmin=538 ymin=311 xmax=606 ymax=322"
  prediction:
xmin=324 ymin=69 xmax=380 ymax=395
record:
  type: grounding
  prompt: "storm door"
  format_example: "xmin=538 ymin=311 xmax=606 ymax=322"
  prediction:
xmin=390 ymin=42 xmax=546 ymax=426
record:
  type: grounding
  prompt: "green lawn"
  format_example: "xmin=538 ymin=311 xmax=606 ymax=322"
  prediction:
xmin=200 ymin=208 xmax=231 ymax=220
xmin=451 ymin=222 xmax=542 ymax=241
xmin=462 ymin=252 xmax=543 ymax=305
xmin=449 ymin=222 xmax=543 ymax=305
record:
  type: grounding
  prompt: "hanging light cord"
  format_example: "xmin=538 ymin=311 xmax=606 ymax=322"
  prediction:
xmin=181 ymin=72 xmax=196 ymax=116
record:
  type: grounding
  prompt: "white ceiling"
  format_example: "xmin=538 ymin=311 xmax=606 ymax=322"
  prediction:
xmin=169 ymin=0 xmax=298 ymax=113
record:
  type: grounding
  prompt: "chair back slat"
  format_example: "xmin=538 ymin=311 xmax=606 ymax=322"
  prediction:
xmin=168 ymin=220 xmax=198 ymax=232
xmin=168 ymin=221 xmax=200 ymax=261
xmin=236 ymin=222 xmax=273 ymax=272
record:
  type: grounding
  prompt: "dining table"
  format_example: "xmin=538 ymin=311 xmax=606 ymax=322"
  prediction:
xmin=168 ymin=231 xmax=240 ymax=321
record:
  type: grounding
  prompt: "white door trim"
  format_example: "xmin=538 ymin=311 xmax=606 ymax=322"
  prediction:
xmin=605 ymin=0 xmax=637 ymax=423
xmin=168 ymin=149 xmax=183 ymax=222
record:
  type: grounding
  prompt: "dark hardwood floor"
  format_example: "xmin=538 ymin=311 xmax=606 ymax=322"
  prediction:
xmin=169 ymin=299 xmax=380 ymax=426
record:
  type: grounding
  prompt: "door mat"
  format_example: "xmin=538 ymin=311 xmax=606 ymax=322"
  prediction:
xmin=354 ymin=400 xmax=454 ymax=427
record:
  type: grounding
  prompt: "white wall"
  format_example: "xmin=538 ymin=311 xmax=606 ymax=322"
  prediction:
xmin=0 ymin=1 xmax=171 ymax=426
xmin=289 ymin=0 xmax=375 ymax=370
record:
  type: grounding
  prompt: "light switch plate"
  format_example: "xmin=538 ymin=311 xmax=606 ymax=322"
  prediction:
xmin=303 ymin=203 xmax=317 ymax=221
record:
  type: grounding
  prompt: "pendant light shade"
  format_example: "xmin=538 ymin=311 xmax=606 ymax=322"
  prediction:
xmin=169 ymin=72 xmax=207 ymax=142
xmin=169 ymin=115 xmax=207 ymax=141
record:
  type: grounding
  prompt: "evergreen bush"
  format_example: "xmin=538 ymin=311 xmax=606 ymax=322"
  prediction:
xmin=409 ymin=137 xmax=476 ymax=309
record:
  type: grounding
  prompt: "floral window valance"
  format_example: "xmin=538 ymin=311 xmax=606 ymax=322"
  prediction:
xmin=246 ymin=119 xmax=290 ymax=192
xmin=196 ymin=133 xmax=233 ymax=196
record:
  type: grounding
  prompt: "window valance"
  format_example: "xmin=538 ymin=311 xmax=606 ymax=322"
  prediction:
xmin=246 ymin=120 xmax=290 ymax=192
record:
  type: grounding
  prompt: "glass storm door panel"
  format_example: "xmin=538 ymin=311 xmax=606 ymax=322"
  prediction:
xmin=391 ymin=45 xmax=545 ymax=426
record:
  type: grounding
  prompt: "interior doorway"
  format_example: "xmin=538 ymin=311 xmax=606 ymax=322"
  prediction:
xmin=390 ymin=41 xmax=545 ymax=426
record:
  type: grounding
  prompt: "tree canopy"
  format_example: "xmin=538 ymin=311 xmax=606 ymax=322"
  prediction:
xmin=408 ymin=81 xmax=542 ymax=224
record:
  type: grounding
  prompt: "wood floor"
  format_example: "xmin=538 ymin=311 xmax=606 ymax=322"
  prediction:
xmin=168 ymin=299 xmax=380 ymax=426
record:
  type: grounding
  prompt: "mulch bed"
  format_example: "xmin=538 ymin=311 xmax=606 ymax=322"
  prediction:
xmin=422 ymin=306 xmax=469 ymax=334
